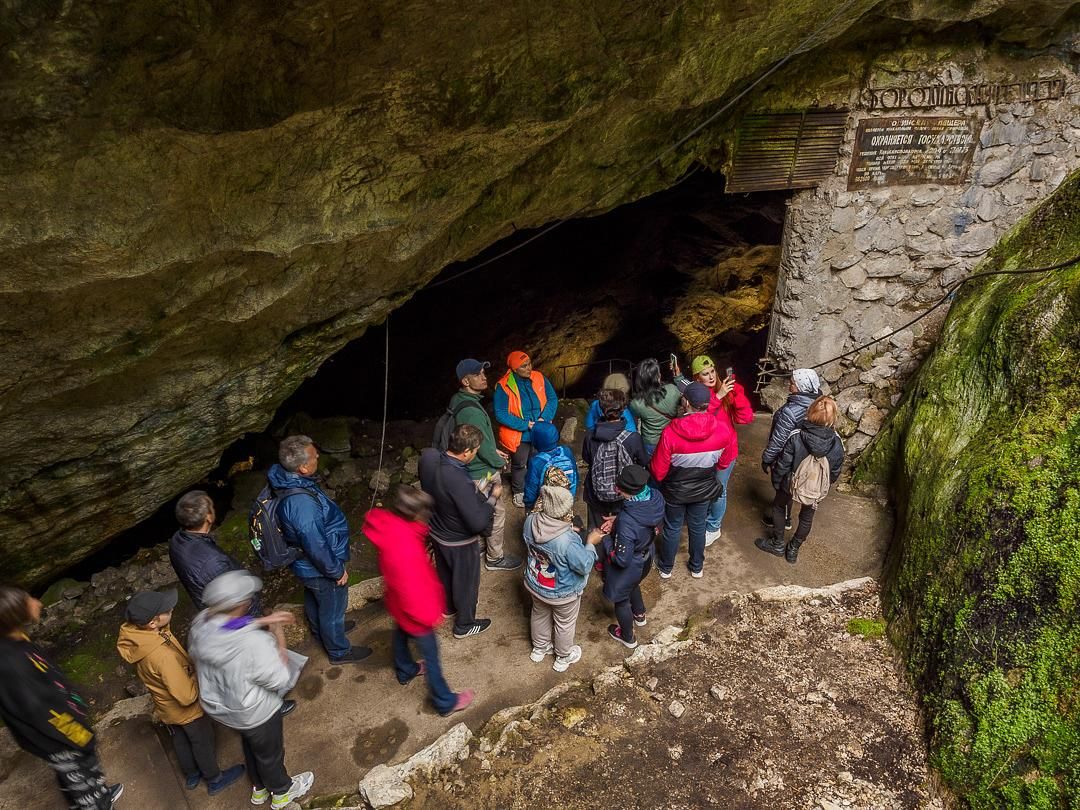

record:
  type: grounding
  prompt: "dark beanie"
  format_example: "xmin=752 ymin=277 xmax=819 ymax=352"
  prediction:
xmin=617 ymin=464 xmax=649 ymax=495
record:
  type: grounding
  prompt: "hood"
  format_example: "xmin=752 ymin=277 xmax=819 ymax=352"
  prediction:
xmin=531 ymin=421 xmax=559 ymax=452
xmin=362 ymin=508 xmax=426 ymax=551
xmin=267 ymin=463 xmax=317 ymax=491
xmin=593 ymin=418 xmax=628 ymax=441
xmin=800 ymin=422 xmax=837 ymax=456
xmin=527 ymin=512 xmax=573 ymax=544
xmin=787 ymin=391 xmax=818 ymax=410
xmin=623 ymin=489 xmax=666 ymax=528
xmin=116 ymin=622 xmax=168 ymax=664
xmin=669 ymin=411 xmax=719 ymax=442
xmin=188 ymin=611 xmax=261 ymax=667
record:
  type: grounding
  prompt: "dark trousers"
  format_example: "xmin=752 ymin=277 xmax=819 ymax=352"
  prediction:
xmin=168 ymin=714 xmax=220 ymax=781
xmin=240 ymin=710 xmax=291 ymax=795
xmin=659 ymin=500 xmax=710 ymax=574
xmin=432 ymin=541 xmax=481 ymax=633
xmin=586 ymin=497 xmax=622 ymax=532
xmin=392 ymin=626 xmax=457 ymax=714
xmin=299 ymin=575 xmax=350 ymax=660
xmin=45 ymin=749 xmax=111 ymax=810
xmin=772 ymin=489 xmax=816 ymax=543
xmin=613 ymin=557 xmax=651 ymax=642
xmin=510 ymin=442 xmax=536 ymax=494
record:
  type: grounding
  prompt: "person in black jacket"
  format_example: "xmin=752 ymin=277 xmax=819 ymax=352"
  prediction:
xmin=761 ymin=368 xmax=821 ymax=532
xmin=419 ymin=424 xmax=499 ymax=639
xmin=582 ymin=389 xmax=650 ymax=532
xmin=169 ymin=490 xmax=254 ymax=612
xmin=0 ymin=585 xmax=124 ymax=810
xmin=755 ymin=396 xmax=844 ymax=564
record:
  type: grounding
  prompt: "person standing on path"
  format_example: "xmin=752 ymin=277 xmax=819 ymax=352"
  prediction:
xmin=269 ymin=435 xmax=370 ymax=665
xmin=363 ymin=486 xmax=475 ymax=716
xmin=674 ymin=355 xmax=754 ymax=545
xmin=419 ymin=424 xmax=502 ymax=638
xmin=447 ymin=358 xmax=520 ymax=571
xmin=187 ymin=571 xmax=313 ymax=810
xmin=761 ymin=368 xmax=822 ymax=532
xmin=169 ymin=490 xmax=253 ymax=612
xmin=629 ymin=358 xmax=682 ymax=459
xmin=522 ymin=484 xmax=602 ymax=672
xmin=523 ymin=421 xmax=579 ymax=509
xmin=116 ymin=589 xmax=245 ymax=796
xmin=582 ymin=388 xmax=650 ymax=531
xmin=0 ymin=585 xmax=124 ymax=810
xmin=650 ymin=382 xmax=735 ymax=579
xmin=584 ymin=372 xmax=638 ymax=433
xmin=493 ymin=350 xmax=558 ymax=508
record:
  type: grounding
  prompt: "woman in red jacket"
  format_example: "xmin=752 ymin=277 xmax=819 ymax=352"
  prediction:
xmin=363 ymin=487 xmax=473 ymax=717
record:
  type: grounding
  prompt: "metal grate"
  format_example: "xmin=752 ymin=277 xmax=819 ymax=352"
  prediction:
xmin=726 ymin=110 xmax=849 ymax=193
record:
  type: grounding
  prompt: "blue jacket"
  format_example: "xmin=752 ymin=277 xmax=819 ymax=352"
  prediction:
xmin=267 ymin=464 xmax=351 ymax=581
xmin=522 ymin=515 xmax=596 ymax=600
xmin=524 ymin=423 xmax=579 ymax=507
xmin=584 ymin=400 xmax=638 ymax=433
xmin=493 ymin=372 xmax=558 ymax=445
xmin=601 ymin=487 xmax=665 ymax=603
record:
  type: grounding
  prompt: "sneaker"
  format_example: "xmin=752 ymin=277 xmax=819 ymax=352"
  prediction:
xmin=397 ymin=660 xmax=426 ymax=684
xmin=329 ymin=645 xmax=372 ymax=664
xmin=690 ymin=569 xmax=704 ymax=579
xmin=512 ymin=493 xmax=525 ymax=508
xmin=658 ymin=569 xmax=672 ymax=580
xmin=279 ymin=699 xmax=296 ymax=717
xmin=270 ymin=772 xmax=314 ymax=809
xmin=607 ymin=624 xmax=638 ymax=649
xmin=108 ymin=784 xmax=124 ymax=806
xmin=343 ymin=620 xmax=357 ymax=633
xmin=485 ymin=554 xmax=522 ymax=571
xmin=440 ymin=688 xmax=475 ymax=717
xmin=529 ymin=646 xmax=553 ymax=663
xmin=552 ymin=645 xmax=582 ymax=672
xmin=453 ymin=619 xmax=492 ymax=639
xmin=633 ymin=613 xmax=647 ymax=627
xmin=251 ymin=787 xmax=269 ymax=806
xmin=207 ymin=765 xmax=245 ymax=797
xmin=704 ymin=527 xmax=722 ymax=547
xmin=184 ymin=774 xmax=201 ymax=790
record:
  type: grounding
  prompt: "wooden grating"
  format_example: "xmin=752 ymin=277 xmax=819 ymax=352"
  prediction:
xmin=726 ymin=110 xmax=849 ymax=193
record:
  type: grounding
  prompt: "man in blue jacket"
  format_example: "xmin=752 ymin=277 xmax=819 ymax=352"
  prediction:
xmin=270 ymin=435 xmax=369 ymax=664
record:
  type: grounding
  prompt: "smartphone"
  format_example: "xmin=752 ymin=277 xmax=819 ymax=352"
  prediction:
xmin=725 ymin=366 xmax=734 ymax=380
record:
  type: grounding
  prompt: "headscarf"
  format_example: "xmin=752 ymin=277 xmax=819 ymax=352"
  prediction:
xmin=792 ymin=368 xmax=820 ymax=394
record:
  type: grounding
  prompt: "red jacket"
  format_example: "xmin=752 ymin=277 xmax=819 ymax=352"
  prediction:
xmin=650 ymin=410 xmax=737 ymax=504
xmin=707 ymin=381 xmax=754 ymax=463
xmin=363 ymin=508 xmax=446 ymax=635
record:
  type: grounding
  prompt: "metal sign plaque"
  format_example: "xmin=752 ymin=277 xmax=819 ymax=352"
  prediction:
xmin=847 ymin=116 xmax=979 ymax=190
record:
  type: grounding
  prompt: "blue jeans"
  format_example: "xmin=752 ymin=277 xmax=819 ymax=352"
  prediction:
xmin=392 ymin=626 xmax=457 ymax=714
xmin=659 ymin=500 xmax=710 ymax=574
xmin=299 ymin=575 xmax=350 ymax=660
xmin=706 ymin=459 xmax=737 ymax=532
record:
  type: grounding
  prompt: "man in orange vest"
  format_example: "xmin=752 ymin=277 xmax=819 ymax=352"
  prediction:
xmin=493 ymin=351 xmax=559 ymax=509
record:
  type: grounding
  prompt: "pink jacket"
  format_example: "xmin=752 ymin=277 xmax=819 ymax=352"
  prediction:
xmin=650 ymin=410 xmax=738 ymax=506
xmin=363 ymin=508 xmax=446 ymax=635
xmin=708 ymin=380 xmax=754 ymax=462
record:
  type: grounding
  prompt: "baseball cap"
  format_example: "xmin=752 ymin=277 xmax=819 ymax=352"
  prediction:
xmin=202 ymin=570 xmax=263 ymax=612
xmin=455 ymin=358 xmax=490 ymax=380
xmin=683 ymin=381 xmax=712 ymax=408
xmin=125 ymin=588 xmax=178 ymax=625
xmin=690 ymin=355 xmax=715 ymax=376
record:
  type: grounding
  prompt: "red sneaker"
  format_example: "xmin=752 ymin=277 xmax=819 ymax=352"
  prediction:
xmin=440 ymin=688 xmax=474 ymax=717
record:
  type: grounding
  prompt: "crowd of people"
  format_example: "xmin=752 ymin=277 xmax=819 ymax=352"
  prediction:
xmin=0 ymin=349 xmax=844 ymax=810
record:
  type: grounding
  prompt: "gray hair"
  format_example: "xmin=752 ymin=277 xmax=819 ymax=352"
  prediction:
xmin=175 ymin=490 xmax=213 ymax=530
xmin=279 ymin=434 xmax=315 ymax=472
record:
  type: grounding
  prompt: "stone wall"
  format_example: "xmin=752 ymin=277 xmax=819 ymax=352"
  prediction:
xmin=763 ymin=43 xmax=1079 ymax=456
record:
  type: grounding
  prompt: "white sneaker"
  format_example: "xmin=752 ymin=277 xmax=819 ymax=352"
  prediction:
xmin=691 ymin=568 xmax=704 ymax=579
xmin=552 ymin=645 xmax=582 ymax=672
xmin=251 ymin=787 xmax=269 ymax=806
xmin=512 ymin=493 xmax=524 ymax=508
xmin=271 ymin=772 xmax=314 ymax=810
xmin=704 ymin=527 xmax=722 ymax=547
xmin=529 ymin=647 xmax=553 ymax=663
xmin=658 ymin=569 xmax=672 ymax=579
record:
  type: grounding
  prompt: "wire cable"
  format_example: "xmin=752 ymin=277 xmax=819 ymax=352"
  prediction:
xmin=368 ymin=314 xmax=391 ymax=512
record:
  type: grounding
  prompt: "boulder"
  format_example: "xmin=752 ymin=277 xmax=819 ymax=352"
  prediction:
xmin=358 ymin=764 xmax=413 ymax=809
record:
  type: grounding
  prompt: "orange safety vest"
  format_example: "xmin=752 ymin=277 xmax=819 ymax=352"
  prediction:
xmin=496 ymin=370 xmax=548 ymax=452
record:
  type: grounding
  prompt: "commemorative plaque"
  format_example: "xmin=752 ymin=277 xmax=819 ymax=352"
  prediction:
xmin=847 ymin=117 xmax=979 ymax=190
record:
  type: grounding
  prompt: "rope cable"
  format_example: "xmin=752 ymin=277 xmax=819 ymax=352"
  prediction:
xmin=368 ymin=314 xmax=391 ymax=512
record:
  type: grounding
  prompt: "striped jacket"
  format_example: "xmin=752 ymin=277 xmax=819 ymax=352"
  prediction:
xmin=650 ymin=410 xmax=736 ymax=505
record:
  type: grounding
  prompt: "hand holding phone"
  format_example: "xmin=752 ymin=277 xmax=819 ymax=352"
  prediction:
xmin=669 ymin=353 xmax=680 ymax=376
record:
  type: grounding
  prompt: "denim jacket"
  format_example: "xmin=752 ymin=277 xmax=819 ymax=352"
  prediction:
xmin=522 ymin=514 xmax=596 ymax=600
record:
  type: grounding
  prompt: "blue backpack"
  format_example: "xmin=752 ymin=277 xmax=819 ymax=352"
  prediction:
xmin=249 ymin=484 xmax=316 ymax=571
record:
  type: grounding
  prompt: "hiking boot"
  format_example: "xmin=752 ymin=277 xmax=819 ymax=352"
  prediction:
xmin=270 ymin=772 xmax=314 ymax=810
xmin=785 ymin=538 xmax=804 ymax=564
xmin=440 ymin=688 xmax=475 ymax=716
xmin=633 ymin=612 xmax=647 ymax=627
xmin=108 ymin=785 xmax=124 ymax=806
xmin=761 ymin=512 xmax=793 ymax=531
xmin=755 ymin=535 xmax=787 ymax=557
xmin=251 ymin=787 xmax=269 ymax=806
xmin=485 ymin=554 xmax=522 ymax=571
xmin=207 ymin=765 xmax=245 ymax=797
xmin=453 ymin=619 xmax=492 ymax=639
xmin=343 ymin=620 xmax=357 ymax=633
xmin=279 ymin=699 xmax=296 ymax=717
xmin=607 ymin=624 xmax=638 ymax=649
xmin=529 ymin=646 xmax=553 ymax=663
xmin=552 ymin=645 xmax=582 ymax=672
xmin=704 ymin=527 xmax=722 ymax=546
xmin=184 ymin=774 xmax=201 ymax=790
xmin=329 ymin=645 xmax=372 ymax=664
xmin=512 ymin=493 xmax=525 ymax=508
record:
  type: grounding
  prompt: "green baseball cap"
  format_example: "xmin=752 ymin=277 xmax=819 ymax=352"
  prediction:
xmin=690 ymin=355 xmax=715 ymax=376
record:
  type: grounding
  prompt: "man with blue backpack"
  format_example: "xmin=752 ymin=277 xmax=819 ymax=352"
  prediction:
xmin=264 ymin=435 xmax=370 ymax=665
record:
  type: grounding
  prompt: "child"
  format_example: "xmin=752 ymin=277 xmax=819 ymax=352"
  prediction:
xmin=363 ymin=486 xmax=474 ymax=716
xmin=117 ymin=589 xmax=244 ymax=795
xmin=0 ymin=584 xmax=123 ymax=810
xmin=523 ymin=421 xmax=579 ymax=509
xmin=523 ymin=484 xmax=602 ymax=671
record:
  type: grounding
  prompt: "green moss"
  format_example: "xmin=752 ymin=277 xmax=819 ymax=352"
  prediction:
xmin=61 ymin=630 xmax=119 ymax=687
xmin=867 ymin=170 xmax=1080 ymax=809
xmin=846 ymin=617 xmax=886 ymax=639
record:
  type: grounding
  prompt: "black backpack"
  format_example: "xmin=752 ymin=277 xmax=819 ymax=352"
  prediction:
xmin=249 ymin=484 xmax=317 ymax=571
xmin=433 ymin=399 xmax=486 ymax=452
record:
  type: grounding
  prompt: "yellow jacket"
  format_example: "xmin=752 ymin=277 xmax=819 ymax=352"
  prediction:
xmin=116 ymin=622 xmax=203 ymax=726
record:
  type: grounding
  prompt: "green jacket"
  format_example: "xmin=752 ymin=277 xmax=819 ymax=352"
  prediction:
xmin=629 ymin=383 xmax=682 ymax=446
xmin=448 ymin=390 xmax=503 ymax=480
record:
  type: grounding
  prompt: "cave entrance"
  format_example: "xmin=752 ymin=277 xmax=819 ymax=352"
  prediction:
xmin=283 ymin=168 xmax=788 ymax=422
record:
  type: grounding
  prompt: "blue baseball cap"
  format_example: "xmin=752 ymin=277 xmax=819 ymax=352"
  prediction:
xmin=683 ymin=381 xmax=712 ymax=408
xmin=455 ymin=359 xmax=490 ymax=380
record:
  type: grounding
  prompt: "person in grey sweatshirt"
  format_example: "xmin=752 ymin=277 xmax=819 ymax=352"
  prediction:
xmin=187 ymin=571 xmax=313 ymax=810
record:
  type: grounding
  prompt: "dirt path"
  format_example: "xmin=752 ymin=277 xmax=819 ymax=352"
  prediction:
xmin=0 ymin=417 xmax=892 ymax=809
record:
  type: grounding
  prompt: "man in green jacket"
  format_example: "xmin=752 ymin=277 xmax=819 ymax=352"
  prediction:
xmin=448 ymin=359 xmax=521 ymax=571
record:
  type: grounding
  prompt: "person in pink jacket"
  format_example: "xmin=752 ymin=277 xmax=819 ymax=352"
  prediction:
xmin=363 ymin=487 xmax=473 ymax=717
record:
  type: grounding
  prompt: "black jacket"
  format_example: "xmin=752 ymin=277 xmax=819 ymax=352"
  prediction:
xmin=419 ymin=448 xmax=495 ymax=546
xmin=601 ymin=488 xmax=666 ymax=603
xmin=0 ymin=636 xmax=95 ymax=759
xmin=762 ymin=391 xmax=819 ymax=468
xmin=581 ymin=418 xmax=650 ymax=504
xmin=169 ymin=530 xmax=247 ymax=610
xmin=771 ymin=421 xmax=845 ymax=493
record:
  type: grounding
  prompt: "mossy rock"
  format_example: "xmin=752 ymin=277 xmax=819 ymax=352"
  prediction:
xmin=41 ymin=578 xmax=85 ymax=607
xmin=863 ymin=170 xmax=1080 ymax=808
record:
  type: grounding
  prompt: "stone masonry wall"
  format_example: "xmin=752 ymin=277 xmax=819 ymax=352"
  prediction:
xmin=764 ymin=47 xmax=1079 ymax=457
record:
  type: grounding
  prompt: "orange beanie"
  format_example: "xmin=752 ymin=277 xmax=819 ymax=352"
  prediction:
xmin=507 ymin=351 xmax=530 ymax=371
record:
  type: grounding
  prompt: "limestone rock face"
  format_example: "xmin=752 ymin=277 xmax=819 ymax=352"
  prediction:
xmin=0 ymin=0 xmax=1070 ymax=584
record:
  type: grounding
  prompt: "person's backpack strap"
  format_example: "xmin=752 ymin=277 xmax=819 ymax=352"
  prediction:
xmin=273 ymin=487 xmax=318 ymax=550
xmin=452 ymin=399 xmax=486 ymax=420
